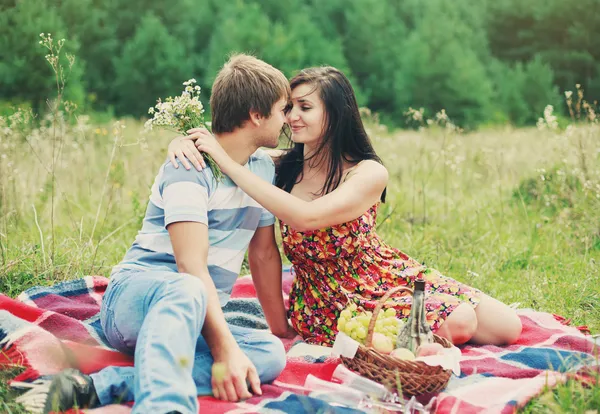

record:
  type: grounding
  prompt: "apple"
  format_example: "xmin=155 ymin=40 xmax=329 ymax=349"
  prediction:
xmin=416 ymin=342 xmax=445 ymax=357
xmin=372 ymin=333 xmax=394 ymax=354
xmin=390 ymin=347 xmax=416 ymax=361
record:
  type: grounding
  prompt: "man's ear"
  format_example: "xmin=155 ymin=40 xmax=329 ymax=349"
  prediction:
xmin=249 ymin=111 xmax=262 ymax=127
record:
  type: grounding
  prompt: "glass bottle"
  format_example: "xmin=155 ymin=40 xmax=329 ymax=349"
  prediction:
xmin=396 ymin=278 xmax=434 ymax=352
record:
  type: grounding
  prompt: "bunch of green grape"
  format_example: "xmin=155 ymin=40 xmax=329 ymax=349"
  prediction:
xmin=337 ymin=302 xmax=403 ymax=345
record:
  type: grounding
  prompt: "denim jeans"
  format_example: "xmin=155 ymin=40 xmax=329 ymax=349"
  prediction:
xmin=90 ymin=269 xmax=286 ymax=414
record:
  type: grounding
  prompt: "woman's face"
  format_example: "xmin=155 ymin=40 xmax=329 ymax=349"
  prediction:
xmin=286 ymin=83 xmax=326 ymax=147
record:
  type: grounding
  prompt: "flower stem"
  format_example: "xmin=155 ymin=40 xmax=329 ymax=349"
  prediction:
xmin=203 ymin=153 xmax=223 ymax=182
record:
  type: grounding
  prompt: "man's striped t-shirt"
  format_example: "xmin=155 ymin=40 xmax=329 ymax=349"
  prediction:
xmin=113 ymin=149 xmax=276 ymax=306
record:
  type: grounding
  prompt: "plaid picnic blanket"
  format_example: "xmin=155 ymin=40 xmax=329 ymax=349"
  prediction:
xmin=1 ymin=268 xmax=597 ymax=413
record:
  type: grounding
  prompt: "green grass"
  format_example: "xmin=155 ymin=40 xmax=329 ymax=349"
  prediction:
xmin=0 ymin=368 xmax=26 ymax=413
xmin=0 ymin=110 xmax=599 ymax=411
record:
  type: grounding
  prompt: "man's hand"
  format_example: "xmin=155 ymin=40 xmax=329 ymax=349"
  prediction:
xmin=168 ymin=221 xmax=249 ymax=401
xmin=211 ymin=346 xmax=262 ymax=402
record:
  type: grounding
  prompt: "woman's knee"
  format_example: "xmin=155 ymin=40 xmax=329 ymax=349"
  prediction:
xmin=438 ymin=304 xmax=478 ymax=345
xmin=499 ymin=310 xmax=522 ymax=345
xmin=473 ymin=296 xmax=522 ymax=345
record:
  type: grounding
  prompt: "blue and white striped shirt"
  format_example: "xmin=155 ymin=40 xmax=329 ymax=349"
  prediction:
xmin=113 ymin=149 xmax=276 ymax=306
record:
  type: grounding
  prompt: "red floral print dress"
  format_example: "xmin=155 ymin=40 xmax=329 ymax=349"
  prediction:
xmin=281 ymin=204 xmax=482 ymax=346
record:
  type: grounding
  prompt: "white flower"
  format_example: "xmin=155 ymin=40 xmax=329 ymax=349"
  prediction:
xmin=536 ymin=118 xmax=545 ymax=130
xmin=537 ymin=105 xmax=558 ymax=130
xmin=146 ymin=78 xmax=207 ymax=133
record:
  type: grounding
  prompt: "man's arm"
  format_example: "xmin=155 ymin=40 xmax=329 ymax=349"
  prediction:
xmin=248 ymin=225 xmax=294 ymax=338
xmin=168 ymin=221 xmax=262 ymax=401
xmin=168 ymin=221 xmax=237 ymax=354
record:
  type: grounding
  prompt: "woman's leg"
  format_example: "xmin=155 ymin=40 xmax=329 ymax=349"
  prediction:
xmin=435 ymin=303 xmax=478 ymax=345
xmin=436 ymin=295 xmax=522 ymax=346
xmin=470 ymin=295 xmax=522 ymax=345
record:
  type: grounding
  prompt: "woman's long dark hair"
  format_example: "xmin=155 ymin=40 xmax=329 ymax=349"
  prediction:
xmin=275 ymin=67 xmax=386 ymax=202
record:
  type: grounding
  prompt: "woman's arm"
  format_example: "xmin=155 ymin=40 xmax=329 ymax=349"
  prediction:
xmin=227 ymin=159 xmax=387 ymax=231
xmin=189 ymin=129 xmax=388 ymax=231
xmin=166 ymin=137 xmax=284 ymax=171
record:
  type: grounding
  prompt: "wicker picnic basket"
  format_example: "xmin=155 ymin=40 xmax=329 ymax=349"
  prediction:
xmin=340 ymin=285 xmax=453 ymax=396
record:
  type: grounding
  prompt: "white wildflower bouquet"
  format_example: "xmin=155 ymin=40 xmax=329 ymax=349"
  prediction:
xmin=145 ymin=79 xmax=223 ymax=181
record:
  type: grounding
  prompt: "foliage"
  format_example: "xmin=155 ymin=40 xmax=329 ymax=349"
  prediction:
xmin=2 ymin=0 xmax=599 ymax=126
xmin=113 ymin=12 xmax=193 ymax=116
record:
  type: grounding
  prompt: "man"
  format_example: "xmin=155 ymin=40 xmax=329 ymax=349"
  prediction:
xmin=43 ymin=54 xmax=294 ymax=414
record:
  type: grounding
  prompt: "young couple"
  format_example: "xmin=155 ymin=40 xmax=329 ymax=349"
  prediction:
xmin=43 ymin=55 xmax=521 ymax=413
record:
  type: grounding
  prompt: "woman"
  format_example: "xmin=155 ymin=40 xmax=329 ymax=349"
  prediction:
xmin=168 ymin=66 xmax=522 ymax=347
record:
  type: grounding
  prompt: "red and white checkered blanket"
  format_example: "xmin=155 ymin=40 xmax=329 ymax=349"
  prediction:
xmin=1 ymin=269 xmax=597 ymax=413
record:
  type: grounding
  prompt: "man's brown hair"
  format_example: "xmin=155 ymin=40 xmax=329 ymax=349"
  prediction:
xmin=210 ymin=54 xmax=290 ymax=134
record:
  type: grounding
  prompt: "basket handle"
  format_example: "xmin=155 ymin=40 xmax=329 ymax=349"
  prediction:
xmin=364 ymin=285 xmax=413 ymax=347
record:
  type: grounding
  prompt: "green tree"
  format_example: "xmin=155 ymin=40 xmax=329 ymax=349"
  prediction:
xmin=54 ymin=0 xmax=118 ymax=111
xmin=521 ymin=56 xmax=561 ymax=123
xmin=202 ymin=1 xmax=273 ymax=89
xmin=393 ymin=0 xmax=494 ymax=127
xmin=487 ymin=0 xmax=600 ymax=103
xmin=489 ymin=59 xmax=530 ymax=125
xmin=112 ymin=12 xmax=192 ymax=116
xmin=0 ymin=0 xmax=85 ymax=110
xmin=203 ymin=1 xmax=354 ymax=99
xmin=320 ymin=0 xmax=407 ymax=112
xmin=263 ymin=10 xmax=351 ymax=79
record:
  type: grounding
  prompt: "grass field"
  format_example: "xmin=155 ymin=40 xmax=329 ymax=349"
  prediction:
xmin=0 ymin=105 xmax=598 ymax=412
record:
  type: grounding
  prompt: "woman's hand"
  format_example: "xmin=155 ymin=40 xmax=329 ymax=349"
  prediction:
xmin=188 ymin=127 xmax=236 ymax=174
xmin=167 ymin=134 xmax=206 ymax=171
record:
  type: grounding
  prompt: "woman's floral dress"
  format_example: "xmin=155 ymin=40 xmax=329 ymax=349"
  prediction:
xmin=281 ymin=204 xmax=482 ymax=346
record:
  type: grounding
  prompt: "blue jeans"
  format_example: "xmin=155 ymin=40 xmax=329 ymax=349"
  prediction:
xmin=90 ymin=269 xmax=286 ymax=414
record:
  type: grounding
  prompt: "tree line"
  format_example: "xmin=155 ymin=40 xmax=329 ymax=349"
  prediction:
xmin=1 ymin=0 xmax=598 ymax=128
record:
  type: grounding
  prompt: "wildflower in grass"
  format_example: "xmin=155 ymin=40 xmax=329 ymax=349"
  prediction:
xmin=537 ymin=105 xmax=558 ymax=130
xmin=145 ymin=79 xmax=222 ymax=181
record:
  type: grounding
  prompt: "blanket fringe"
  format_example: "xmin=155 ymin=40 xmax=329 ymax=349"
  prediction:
xmin=0 ymin=331 xmax=42 ymax=386
xmin=12 ymin=379 xmax=51 ymax=414
xmin=552 ymin=314 xmax=591 ymax=335
xmin=0 ymin=341 xmax=27 ymax=367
